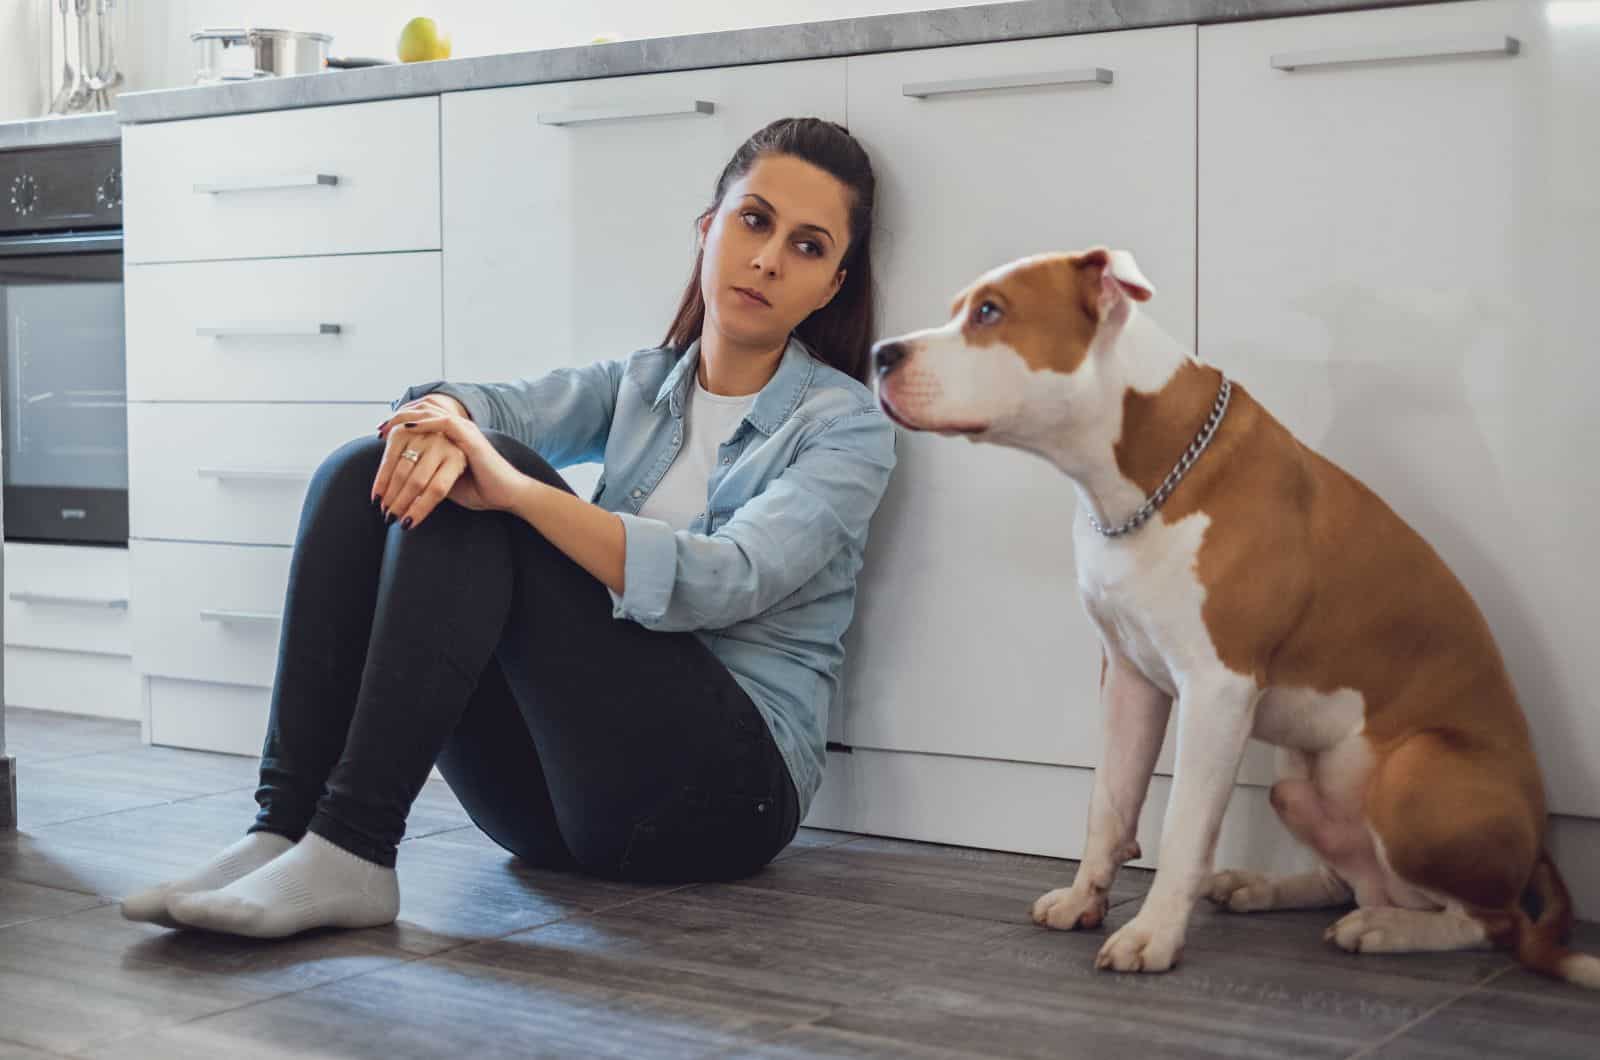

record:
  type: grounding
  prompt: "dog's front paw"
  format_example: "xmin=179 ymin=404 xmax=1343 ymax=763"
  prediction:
xmin=1095 ymin=915 xmax=1186 ymax=973
xmin=1031 ymin=886 xmax=1108 ymax=931
xmin=1206 ymin=869 xmax=1274 ymax=913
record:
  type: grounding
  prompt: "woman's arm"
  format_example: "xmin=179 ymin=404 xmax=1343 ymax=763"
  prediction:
xmin=611 ymin=407 xmax=897 ymax=632
xmin=507 ymin=478 xmax=627 ymax=594
xmin=391 ymin=358 xmax=628 ymax=468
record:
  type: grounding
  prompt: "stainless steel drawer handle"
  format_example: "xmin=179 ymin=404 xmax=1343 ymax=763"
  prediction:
xmin=536 ymin=100 xmax=715 ymax=126
xmin=193 ymin=173 xmax=340 ymax=194
xmin=199 ymin=608 xmax=282 ymax=626
xmin=197 ymin=323 xmax=342 ymax=337
xmin=196 ymin=467 xmax=312 ymax=482
xmin=1270 ymin=34 xmax=1520 ymax=71
xmin=9 ymin=591 xmax=128 ymax=610
xmin=903 ymin=68 xmax=1113 ymax=99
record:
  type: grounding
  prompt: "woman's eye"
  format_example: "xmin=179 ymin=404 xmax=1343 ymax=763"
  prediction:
xmin=797 ymin=241 xmax=821 ymax=257
xmin=973 ymin=301 xmax=1003 ymax=326
xmin=741 ymin=211 xmax=767 ymax=229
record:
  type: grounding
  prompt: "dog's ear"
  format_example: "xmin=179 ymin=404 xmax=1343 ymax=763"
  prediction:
xmin=1077 ymin=248 xmax=1156 ymax=316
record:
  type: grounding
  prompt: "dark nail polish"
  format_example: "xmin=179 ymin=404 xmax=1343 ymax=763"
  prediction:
xmin=385 ymin=511 xmax=395 ymax=525
xmin=401 ymin=516 xmax=413 ymax=530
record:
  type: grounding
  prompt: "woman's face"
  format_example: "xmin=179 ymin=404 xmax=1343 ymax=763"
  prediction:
xmin=698 ymin=153 xmax=852 ymax=352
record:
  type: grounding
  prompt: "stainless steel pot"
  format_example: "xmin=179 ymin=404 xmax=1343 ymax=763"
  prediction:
xmin=192 ymin=28 xmax=333 ymax=83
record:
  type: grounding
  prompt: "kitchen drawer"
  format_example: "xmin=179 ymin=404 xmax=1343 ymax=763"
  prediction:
xmin=123 ymin=96 xmax=441 ymax=263
xmin=125 ymin=252 xmax=443 ymax=402
xmin=130 ymin=539 xmax=290 ymax=688
xmin=147 ymin=676 xmax=270 ymax=757
xmin=4 ymin=542 xmax=131 ymax=655
xmin=5 ymin=647 xmax=139 ymax=719
xmin=130 ymin=403 xmax=385 ymax=546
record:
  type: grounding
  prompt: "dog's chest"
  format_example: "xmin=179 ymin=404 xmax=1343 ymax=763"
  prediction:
xmin=1074 ymin=511 xmax=1219 ymax=697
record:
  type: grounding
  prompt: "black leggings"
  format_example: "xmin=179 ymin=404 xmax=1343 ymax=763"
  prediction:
xmin=247 ymin=430 xmax=800 ymax=882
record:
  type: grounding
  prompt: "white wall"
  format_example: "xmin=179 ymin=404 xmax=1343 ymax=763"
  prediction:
xmin=1 ymin=0 xmax=993 ymax=122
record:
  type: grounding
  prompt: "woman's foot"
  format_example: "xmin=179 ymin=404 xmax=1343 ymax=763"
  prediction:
xmin=122 ymin=832 xmax=295 ymax=928
xmin=167 ymin=832 xmax=400 ymax=938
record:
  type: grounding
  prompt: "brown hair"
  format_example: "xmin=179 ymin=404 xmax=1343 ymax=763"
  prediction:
xmin=661 ymin=117 xmax=877 ymax=383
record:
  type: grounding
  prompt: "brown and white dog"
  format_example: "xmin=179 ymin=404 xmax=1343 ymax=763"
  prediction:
xmin=870 ymin=248 xmax=1599 ymax=985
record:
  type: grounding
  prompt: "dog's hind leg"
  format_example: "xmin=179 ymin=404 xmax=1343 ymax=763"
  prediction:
xmin=1323 ymin=905 xmax=1493 ymax=953
xmin=1207 ymin=865 xmax=1352 ymax=913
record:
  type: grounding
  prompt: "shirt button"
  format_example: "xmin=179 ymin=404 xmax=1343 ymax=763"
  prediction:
xmin=631 ymin=489 xmax=643 ymax=499
xmin=721 ymin=456 xmax=731 ymax=465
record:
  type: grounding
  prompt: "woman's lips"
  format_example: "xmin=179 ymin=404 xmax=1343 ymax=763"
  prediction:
xmin=734 ymin=286 xmax=771 ymax=307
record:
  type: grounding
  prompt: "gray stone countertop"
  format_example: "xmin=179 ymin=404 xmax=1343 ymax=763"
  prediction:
xmin=113 ymin=0 xmax=1444 ymax=126
xmin=0 ymin=112 xmax=120 ymax=152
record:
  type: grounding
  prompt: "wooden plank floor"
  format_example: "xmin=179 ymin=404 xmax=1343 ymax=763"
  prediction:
xmin=2 ymin=708 xmax=1595 ymax=1058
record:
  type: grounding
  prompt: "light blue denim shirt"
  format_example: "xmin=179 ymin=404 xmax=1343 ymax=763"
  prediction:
xmin=393 ymin=336 xmax=897 ymax=813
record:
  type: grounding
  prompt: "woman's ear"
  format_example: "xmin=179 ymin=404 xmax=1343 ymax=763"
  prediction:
xmin=696 ymin=211 xmax=712 ymax=248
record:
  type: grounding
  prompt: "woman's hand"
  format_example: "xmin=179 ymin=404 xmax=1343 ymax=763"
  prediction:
xmin=373 ymin=409 xmax=531 ymax=528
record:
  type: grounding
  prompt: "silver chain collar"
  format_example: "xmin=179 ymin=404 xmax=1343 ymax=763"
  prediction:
xmin=1087 ymin=375 xmax=1233 ymax=538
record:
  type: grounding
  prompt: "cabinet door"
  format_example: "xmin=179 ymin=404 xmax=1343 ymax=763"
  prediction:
xmin=841 ymin=27 xmax=1198 ymax=768
xmin=1199 ymin=0 xmax=1600 ymax=815
xmin=441 ymin=59 xmax=847 ymax=386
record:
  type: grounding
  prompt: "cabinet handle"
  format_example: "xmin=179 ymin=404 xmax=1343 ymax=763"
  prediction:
xmin=196 ymin=467 xmax=312 ymax=482
xmin=1270 ymin=34 xmax=1520 ymax=71
xmin=193 ymin=173 xmax=339 ymax=194
xmin=196 ymin=323 xmax=342 ymax=337
xmin=9 ymin=591 xmax=128 ymax=610
xmin=199 ymin=609 xmax=282 ymax=626
xmin=902 ymin=68 xmax=1113 ymax=99
xmin=536 ymin=100 xmax=715 ymax=126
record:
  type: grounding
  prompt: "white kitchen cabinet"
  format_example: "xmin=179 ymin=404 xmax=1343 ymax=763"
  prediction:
xmin=125 ymin=253 xmax=443 ymax=403
xmin=123 ymin=97 xmax=441 ymax=264
xmin=4 ymin=543 xmax=130 ymax=656
xmin=839 ymin=26 xmax=1203 ymax=771
xmin=129 ymin=403 xmax=386 ymax=547
xmin=1198 ymin=0 xmax=1600 ymax=816
xmin=130 ymin=539 xmax=291 ymax=689
xmin=3 ymin=543 xmax=138 ymax=720
xmin=146 ymin=677 xmax=271 ymax=757
xmin=440 ymin=59 xmax=847 ymax=386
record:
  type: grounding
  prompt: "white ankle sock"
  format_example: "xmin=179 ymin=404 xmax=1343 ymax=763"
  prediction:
xmin=166 ymin=831 xmax=399 ymax=938
xmin=122 ymin=832 xmax=295 ymax=928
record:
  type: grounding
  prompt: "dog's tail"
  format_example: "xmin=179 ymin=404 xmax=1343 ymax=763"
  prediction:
xmin=1512 ymin=848 xmax=1600 ymax=989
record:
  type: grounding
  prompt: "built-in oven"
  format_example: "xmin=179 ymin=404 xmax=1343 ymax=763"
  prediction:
xmin=0 ymin=139 xmax=126 ymax=545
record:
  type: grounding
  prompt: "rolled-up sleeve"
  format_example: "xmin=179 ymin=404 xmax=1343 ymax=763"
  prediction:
xmin=610 ymin=408 xmax=896 ymax=631
xmin=393 ymin=358 xmax=625 ymax=468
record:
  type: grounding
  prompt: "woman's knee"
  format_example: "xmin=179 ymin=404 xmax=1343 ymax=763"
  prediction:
xmin=306 ymin=434 xmax=385 ymax=503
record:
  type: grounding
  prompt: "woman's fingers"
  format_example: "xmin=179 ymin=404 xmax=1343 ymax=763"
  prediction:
xmin=384 ymin=437 xmax=449 ymax=524
xmin=400 ymin=448 xmax=467 ymax=529
xmin=373 ymin=421 xmax=437 ymax=515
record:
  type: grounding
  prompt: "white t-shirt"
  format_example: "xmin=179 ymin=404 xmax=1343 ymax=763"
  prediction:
xmin=635 ymin=376 xmax=757 ymax=531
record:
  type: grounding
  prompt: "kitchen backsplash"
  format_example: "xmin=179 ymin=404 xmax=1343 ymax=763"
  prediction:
xmin=1 ymin=0 xmax=995 ymax=122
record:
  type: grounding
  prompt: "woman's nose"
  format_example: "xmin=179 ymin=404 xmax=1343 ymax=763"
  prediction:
xmin=751 ymin=238 xmax=782 ymax=277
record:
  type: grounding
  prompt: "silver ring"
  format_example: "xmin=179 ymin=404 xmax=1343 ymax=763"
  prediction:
xmin=400 ymin=448 xmax=421 ymax=463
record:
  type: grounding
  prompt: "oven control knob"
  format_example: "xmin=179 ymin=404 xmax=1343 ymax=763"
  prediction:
xmin=96 ymin=168 xmax=122 ymax=210
xmin=9 ymin=173 xmax=37 ymax=217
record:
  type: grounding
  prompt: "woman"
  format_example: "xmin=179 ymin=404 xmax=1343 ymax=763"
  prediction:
xmin=121 ymin=117 xmax=896 ymax=938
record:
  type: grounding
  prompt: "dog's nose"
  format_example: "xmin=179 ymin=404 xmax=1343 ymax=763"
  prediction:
xmin=873 ymin=340 xmax=908 ymax=377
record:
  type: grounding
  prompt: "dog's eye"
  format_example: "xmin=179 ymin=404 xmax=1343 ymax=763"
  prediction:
xmin=972 ymin=301 xmax=1003 ymax=326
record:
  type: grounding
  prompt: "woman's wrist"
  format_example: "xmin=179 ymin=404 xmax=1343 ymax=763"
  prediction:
xmin=507 ymin=473 xmax=547 ymax=519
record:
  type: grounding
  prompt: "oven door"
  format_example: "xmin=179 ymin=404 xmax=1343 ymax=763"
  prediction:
xmin=0 ymin=231 xmax=128 ymax=545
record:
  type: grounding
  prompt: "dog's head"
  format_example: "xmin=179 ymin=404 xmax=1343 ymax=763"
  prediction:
xmin=871 ymin=248 xmax=1154 ymax=448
